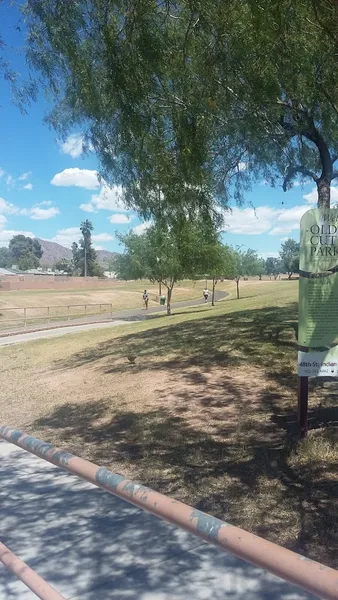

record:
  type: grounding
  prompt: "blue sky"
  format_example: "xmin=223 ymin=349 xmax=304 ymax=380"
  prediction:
xmin=0 ymin=3 xmax=329 ymax=257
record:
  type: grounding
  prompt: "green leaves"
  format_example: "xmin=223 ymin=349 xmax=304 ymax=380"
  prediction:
xmin=24 ymin=0 xmax=338 ymax=213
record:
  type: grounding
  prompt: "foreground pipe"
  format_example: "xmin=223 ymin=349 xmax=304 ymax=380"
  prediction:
xmin=0 ymin=541 xmax=66 ymax=600
xmin=1 ymin=425 xmax=337 ymax=600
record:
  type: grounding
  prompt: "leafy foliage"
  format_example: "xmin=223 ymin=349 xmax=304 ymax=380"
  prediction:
xmin=115 ymin=220 xmax=222 ymax=314
xmin=8 ymin=235 xmax=42 ymax=270
xmin=24 ymin=0 xmax=338 ymax=213
xmin=54 ymin=258 xmax=73 ymax=274
xmin=233 ymin=248 xmax=263 ymax=298
xmin=279 ymin=238 xmax=300 ymax=279
xmin=72 ymin=220 xmax=102 ymax=277
xmin=0 ymin=247 xmax=11 ymax=269
xmin=265 ymin=257 xmax=283 ymax=279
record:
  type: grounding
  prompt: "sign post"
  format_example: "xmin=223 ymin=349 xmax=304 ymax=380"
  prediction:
xmin=298 ymin=208 xmax=338 ymax=433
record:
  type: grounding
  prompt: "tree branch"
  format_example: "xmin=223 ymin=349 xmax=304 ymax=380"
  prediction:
xmin=283 ymin=164 xmax=318 ymax=191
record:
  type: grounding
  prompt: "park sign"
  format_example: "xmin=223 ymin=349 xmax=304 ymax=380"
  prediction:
xmin=298 ymin=208 xmax=338 ymax=377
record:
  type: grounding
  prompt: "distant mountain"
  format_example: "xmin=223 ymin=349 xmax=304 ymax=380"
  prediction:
xmin=36 ymin=238 xmax=118 ymax=269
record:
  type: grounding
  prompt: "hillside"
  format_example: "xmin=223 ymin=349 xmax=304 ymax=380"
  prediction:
xmin=37 ymin=238 xmax=117 ymax=268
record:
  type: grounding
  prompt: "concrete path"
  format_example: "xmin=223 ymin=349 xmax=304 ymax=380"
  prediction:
xmin=0 ymin=440 xmax=315 ymax=600
xmin=0 ymin=290 xmax=228 ymax=347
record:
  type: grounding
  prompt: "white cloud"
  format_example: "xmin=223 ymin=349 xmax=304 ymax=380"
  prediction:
xmin=223 ymin=204 xmax=310 ymax=238
xmin=0 ymin=229 xmax=35 ymax=246
xmin=0 ymin=214 xmax=7 ymax=228
xmin=109 ymin=214 xmax=133 ymax=224
xmin=93 ymin=245 xmax=104 ymax=251
xmin=87 ymin=184 xmax=127 ymax=212
xmin=18 ymin=171 xmax=32 ymax=181
xmin=59 ymin=133 xmax=86 ymax=158
xmin=51 ymin=227 xmax=80 ymax=247
xmin=38 ymin=200 xmax=53 ymax=207
xmin=132 ymin=221 xmax=151 ymax=235
xmin=79 ymin=203 xmax=96 ymax=213
xmin=92 ymin=233 xmax=114 ymax=242
xmin=51 ymin=168 xmax=100 ymax=190
xmin=303 ymin=185 xmax=338 ymax=205
xmin=51 ymin=228 xmax=113 ymax=248
xmin=0 ymin=197 xmax=19 ymax=215
xmin=30 ymin=206 xmax=60 ymax=220
xmin=23 ymin=183 xmax=33 ymax=190
xmin=6 ymin=175 xmax=14 ymax=188
xmin=223 ymin=206 xmax=276 ymax=235
xmin=269 ymin=205 xmax=309 ymax=235
xmin=0 ymin=168 xmax=5 ymax=179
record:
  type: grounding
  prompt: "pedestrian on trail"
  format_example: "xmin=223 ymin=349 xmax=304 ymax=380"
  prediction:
xmin=143 ymin=289 xmax=149 ymax=310
xmin=203 ymin=288 xmax=209 ymax=303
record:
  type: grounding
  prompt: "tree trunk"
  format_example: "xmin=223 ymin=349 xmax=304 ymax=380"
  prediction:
xmin=159 ymin=281 xmax=162 ymax=297
xmin=236 ymin=278 xmax=240 ymax=299
xmin=288 ymin=272 xmax=292 ymax=280
xmin=167 ymin=287 xmax=172 ymax=315
xmin=258 ymin=274 xmax=262 ymax=281
xmin=212 ymin=278 xmax=216 ymax=306
xmin=317 ymin=177 xmax=331 ymax=208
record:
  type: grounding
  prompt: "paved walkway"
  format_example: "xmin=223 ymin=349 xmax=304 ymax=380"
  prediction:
xmin=0 ymin=440 xmax=315 ymax=600
xmin=0 ymin=291 xmax=228 ymax=347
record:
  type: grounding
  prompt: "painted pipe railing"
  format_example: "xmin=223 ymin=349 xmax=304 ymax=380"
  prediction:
xmin=1 ymin=425 xmax=338 ymax=600
xmin=0 ymin=540 xmax=66 ymax=600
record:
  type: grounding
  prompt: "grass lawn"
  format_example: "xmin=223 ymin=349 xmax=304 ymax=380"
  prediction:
xmin=1 ymin=279 xmax=337 ymax=567
xmin=0 ymin=278 xmax=211 ymax=330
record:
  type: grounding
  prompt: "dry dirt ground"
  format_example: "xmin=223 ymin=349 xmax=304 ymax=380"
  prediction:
xmin=0 ymin=280 xmax=337 ymax=568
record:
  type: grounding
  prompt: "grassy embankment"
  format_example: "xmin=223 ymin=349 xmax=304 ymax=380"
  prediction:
xmin=1 ymin=279 xmax=337 ymax=567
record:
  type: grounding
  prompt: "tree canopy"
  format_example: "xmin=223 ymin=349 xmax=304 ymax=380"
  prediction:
xmin=72 ymin=220 xmax=103 ymax=277
xmin=115 ymin=220 xmax=221 ymax=314
xmin=8 ymin=235 xmax=42 ymax=270
xmin=279 ymin=238 xmax=300 ymax=279
xmin=24 ymin=0 xmax=338 ymax=215
xmin=233 ymin=248 xmax=262 ymax=298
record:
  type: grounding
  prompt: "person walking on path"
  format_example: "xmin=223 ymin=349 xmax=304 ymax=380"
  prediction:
xmin=203 ymin=288 xmax=209 ymax=303
xmin=143 ymin=289 xmax=149 ymax=310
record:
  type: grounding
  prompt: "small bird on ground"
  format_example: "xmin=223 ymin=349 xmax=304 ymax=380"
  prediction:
xmin=127 ymin=354 xmax=137 ymax=364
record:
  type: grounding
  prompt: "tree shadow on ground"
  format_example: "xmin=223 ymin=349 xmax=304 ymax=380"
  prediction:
xmin=54 ymin=303 xmax=299 ymax=380
xmin=2 ymin=443 xmax=313 ymax=599
xmin=37 ymin=299 xmax=338 ymax=568
xmin=32 ymin=393 xmax=338 ymax=568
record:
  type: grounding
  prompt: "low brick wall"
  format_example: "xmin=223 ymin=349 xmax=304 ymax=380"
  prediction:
xmin=0 ymin=276 xmax=117 ymax=291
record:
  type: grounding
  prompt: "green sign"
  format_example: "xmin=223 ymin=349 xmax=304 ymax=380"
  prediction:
xmin=298 ymin=208 xmax=338 ymax=376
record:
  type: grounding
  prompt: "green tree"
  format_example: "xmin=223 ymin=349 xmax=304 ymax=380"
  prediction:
xmin=203 ymin=243 xmax=236 ymax=306
xmin=233 ymin=248 xmax=262 ymax=299
xmin=8 ymin=235 xmax=42 ymax=270
xmin=265 ymin=257 xmax=282 ymax=280
xmin=280 ymin=238 xmax=300 ymax=280
xmin=24 ymin=1 xmax=338 ymax=213
xmin=116 ymin=221 xmax=214 ymax=315
xmin=54 ymin=258 xmax=73 ymax=274
xmin=256 ymin=258 xmax=266 ymax=281
xmin=0 ymin=247 xmax=11 ymax=268
xmin=71 ymin=220 xmax=101 ymax=277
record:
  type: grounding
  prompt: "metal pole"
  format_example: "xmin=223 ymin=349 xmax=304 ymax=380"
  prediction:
xmin=0 ymin=540 xmax=66 ymax=600
xmin=298 ymin=376 xmax=309 ymax=437
xmin=1 ymin=426 xmax=338 ymax=600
